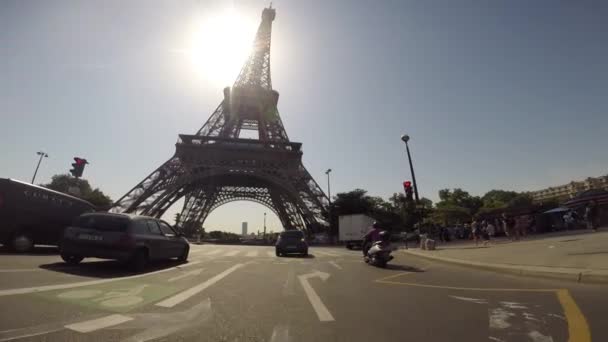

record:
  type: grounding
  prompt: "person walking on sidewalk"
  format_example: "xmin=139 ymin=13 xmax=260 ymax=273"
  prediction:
xmin=584 ymin=201 xmax=599 ymax=232
xmin=471 ymin=219 xmax=481 ymax=246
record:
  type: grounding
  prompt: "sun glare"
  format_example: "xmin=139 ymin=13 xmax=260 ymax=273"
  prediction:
xmin=188 ymin=8 xmax=258 ymax=86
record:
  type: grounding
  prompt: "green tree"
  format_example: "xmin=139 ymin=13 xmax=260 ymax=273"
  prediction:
xmin=43 ymin=174 xmax=112 ymax=208
xmin=481 ymin=190 xmax=519 ymax=209
xmin=436 ymin=188 xmax=482 ymax=215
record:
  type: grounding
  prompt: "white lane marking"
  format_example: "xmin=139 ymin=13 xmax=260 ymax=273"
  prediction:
xmin=223 ymin=250 xmax=240 ymax=257
xmin=156 ymin=264 xmax=244 ymax=308
xmin=0 ymin=260 xmax=202 ymax=297
xmin=168 ymin=269 xmax=204 ymax=282
xmin=267 ymin=251 xmax=275 ymax=257
xmin=313 ymin=251 xmax=339 ymax=257
xmin=203 ymin=249 xmax=223 ymax=256
xmin=328 ymin=261 xmax=342 ymax=270
xmin=246 ymin=250 xmax=258 ymax=257
xmin=65 ymin=314 xmax=133 ymax=333
xmin=449 ymin=296 xmax=488 ymax=304
xmin=297 ymin=270 xmax=334 ymax=322
xmin=0 ymin=268 xmax=41 ymax=273
xmin=269 ymin=325 xmax=290 ymax=342
xmin=282 ymin=268 xmax=296 ymax=296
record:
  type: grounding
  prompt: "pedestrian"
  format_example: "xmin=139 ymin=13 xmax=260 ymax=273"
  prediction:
xmin=471 ymin=219 xmax=480 ymax=246
xmin=482 ymin=221 xmax=491 ymax=246
xmin=584 ymin=201 xmax=599 ymax=232
xmin=563 ymin=211 xmax=575 ymax=230
xmin=487 ymin=221 xmax=496 ymax=238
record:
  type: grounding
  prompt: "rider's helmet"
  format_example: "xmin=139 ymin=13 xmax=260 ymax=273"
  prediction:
xmin=379 ymin=230 xmax=390 ymax=242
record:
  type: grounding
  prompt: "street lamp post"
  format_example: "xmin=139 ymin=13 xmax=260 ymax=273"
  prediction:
xmin=263 ymin=212 xmax=267 ymax=241
xmin=400 ymin=135 xmax=419 ymax=202
xmin=31 ymin=151 xmax=48 ymax=184
xmin=325 ymin=169 xmax=333 ymax=240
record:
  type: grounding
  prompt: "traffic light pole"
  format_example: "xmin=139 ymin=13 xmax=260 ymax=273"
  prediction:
xmin=404 ymin=141 xmax=420 ymax=203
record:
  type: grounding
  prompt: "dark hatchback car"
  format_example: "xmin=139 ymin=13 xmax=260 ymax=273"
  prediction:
xmin=275 ymin=230 xmax=308 ymax=256
xmin=60 ymin=213 xmax=189 ymax=271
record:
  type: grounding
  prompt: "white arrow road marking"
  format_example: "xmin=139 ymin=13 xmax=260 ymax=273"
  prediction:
xmin=168 ymin=269 xmax=204 ymax=282
xmin=298 ymin=270 xmax=334 ymax=322
xmin=0 ymin=260 xmax=202 ymax=297
xmin=65 ymin=314 xmax=133 ymax=333
xmin=156 ymin=264 xmax=244 ymax=308
xmin=328 ymin=261 xmax=342 ymax=270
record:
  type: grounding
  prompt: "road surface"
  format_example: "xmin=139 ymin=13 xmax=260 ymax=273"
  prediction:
xmin=0 ymin=244 xmax=605 ymax=341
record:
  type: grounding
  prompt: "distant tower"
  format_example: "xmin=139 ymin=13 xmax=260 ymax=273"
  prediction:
xmin=242 ymin=222 xmax=248 ymax=236
xmin=110 ymin=7 xmax=328 ymax=233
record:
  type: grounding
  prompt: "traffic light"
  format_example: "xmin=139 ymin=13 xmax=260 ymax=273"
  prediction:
xmin=403 ymin=181 xmax=413 ymax=202
xmin=70 ymin=157 xmax=88 ymax=178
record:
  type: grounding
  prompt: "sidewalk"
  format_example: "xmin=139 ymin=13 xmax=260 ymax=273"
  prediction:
xmin=401 ymin=228 xmax=608 ymax=284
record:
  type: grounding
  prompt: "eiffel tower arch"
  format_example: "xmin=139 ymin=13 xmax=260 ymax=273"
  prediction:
xmin=111 ymin=7 xmax=329 ymax=233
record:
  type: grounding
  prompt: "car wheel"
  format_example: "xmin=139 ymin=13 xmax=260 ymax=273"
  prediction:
xmin=61 ymin=253 xmax=84 ymax=265
xmin=12 ymin=233 xmax=34 ymax=253
xmin=346 ymin=244 xmax=352 ymax=250
xmin=275 ymin=250 xmax=281 ymax=257
xmin=129 ymin=249 xmax=148 ymax=272
xmin=178 ymin=246 xmax=189 ymax=262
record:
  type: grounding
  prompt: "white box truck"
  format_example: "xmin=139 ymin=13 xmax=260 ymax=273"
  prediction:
xmin=338 ymin=214 xmax=375 ymax=249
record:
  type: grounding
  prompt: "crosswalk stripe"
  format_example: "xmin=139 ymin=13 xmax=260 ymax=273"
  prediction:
xmin=224 ymin=250 xmax=240 ymax=257
xmin=203 ymin=249 xmax=223 ymax=256
xmin=246 ymin=251 xmax=258 ymax=257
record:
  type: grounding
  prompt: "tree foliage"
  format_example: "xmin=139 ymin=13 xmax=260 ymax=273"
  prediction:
xmin=43 ymin=174 xmax=112 ymax=208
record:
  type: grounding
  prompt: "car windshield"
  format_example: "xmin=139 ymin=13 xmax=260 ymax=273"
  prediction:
xmin=73 ymin=215 xmax=129 ymax=232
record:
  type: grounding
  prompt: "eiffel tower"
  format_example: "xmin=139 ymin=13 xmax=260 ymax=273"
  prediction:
xmin=111 ymin=7 xmax=329 ymax=233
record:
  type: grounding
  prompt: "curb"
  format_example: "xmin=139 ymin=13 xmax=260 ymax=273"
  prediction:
xmin=400 ymin=249 xmax=608 ymax=284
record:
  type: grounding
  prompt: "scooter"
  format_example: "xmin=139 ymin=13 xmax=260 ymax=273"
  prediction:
xmin=364 ymin=240 xmax=394 ymax=268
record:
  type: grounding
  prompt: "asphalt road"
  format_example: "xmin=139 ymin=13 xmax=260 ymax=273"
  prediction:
xmin=0 ymin=244 xmax=606 ymax=342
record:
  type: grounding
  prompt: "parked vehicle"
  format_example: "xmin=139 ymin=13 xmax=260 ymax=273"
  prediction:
xmin=60 ymin=213 xmax=189 ymax=271
xmin=0 ymin=178 xmax=95 ymax=252
xmin=275 ymin=230 xmax=308 ymax=256
xmin=338 ymin=214 xmax=375 ymax=249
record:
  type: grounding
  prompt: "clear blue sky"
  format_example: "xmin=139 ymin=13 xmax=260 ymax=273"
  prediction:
xmin=2 ymin=0 xmax=607 ymax=233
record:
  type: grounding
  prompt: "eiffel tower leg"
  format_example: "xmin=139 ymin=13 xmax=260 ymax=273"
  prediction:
xmin=110 ymin=156 xmax=184 ymax=216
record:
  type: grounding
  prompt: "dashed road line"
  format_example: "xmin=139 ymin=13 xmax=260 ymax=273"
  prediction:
xmin=156 ymin=263 xmax=245 ymax=308
xmin=65 ymin=314 xmax=133 ymax=333
xmin=328 ymin=261 xmax=342 ymax=270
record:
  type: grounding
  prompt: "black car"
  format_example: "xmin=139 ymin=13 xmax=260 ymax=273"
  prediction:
xmin=275 ymin=230 xmax=308 ymax=256
xmin=0 ymin=178 xmax=95 ymax=252
xmin=60 ymin=213 xmax=189 ymax=271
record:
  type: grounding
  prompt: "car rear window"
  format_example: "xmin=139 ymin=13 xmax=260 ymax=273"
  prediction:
xmin=73 ymin=215 xmax=129 ymax=232
xmin=280 ymin=231 xmax=304 ymax=238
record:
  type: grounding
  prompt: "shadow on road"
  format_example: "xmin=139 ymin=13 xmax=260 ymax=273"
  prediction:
xmin=39 ymin=259 xmax=188 ymax=279
xmin=384 ymin=264 xmax=426 ymax=272
xmin=279 ymin=254 xmax=316 ymax=259
xmin=0 ymin=245 xmax=59 ymax=256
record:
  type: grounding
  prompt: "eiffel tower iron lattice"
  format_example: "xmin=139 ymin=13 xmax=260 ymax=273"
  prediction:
xmin=110 ymin=7 xmax=329 ymax=233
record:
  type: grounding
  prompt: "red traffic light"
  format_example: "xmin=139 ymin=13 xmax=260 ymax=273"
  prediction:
xmin=74 ymin=157 xmax=87 ymax=165
xmin=403 ymin=181 xmax=412 ymax=188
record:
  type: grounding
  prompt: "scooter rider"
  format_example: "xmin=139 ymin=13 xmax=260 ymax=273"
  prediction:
xmin=363 ymin=222 xmax=382 ymax=256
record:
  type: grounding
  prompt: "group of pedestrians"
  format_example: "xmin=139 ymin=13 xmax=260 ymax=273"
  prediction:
xmin=471 ymin=219 xmax=495 ymax=246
